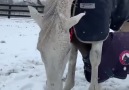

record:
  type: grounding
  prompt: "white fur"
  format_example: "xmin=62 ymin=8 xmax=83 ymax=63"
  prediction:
xmin=65 ymin=42 xmax=103 ymax=90
xmin=28 ymin=0 xmax=85 ymax=90
xmin=28 ymin=6 xmax=43 ymax=28
xmin=89 ymin=41 xmax=103 ymax=90
xmin=64 ymin=44 xmax=78 ymax=90
xmin=28 ymin=0 xmax=103 ymax=90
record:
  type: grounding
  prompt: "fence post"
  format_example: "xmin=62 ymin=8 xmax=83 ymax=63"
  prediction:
xmin=35 ymin=7 xmax=38 ymax=11
xmin=0 ymin=4 xmax=44 ymax=18
xmin=8 ymin=5 xmax=11 ymax=18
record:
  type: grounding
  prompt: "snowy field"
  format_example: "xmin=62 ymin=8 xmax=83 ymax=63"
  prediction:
xmin=0 ymin=18 xmax=129 ymax=90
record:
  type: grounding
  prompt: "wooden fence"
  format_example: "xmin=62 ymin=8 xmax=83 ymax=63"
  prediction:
xmin=0 ymin=4 xmax=44 ymax=18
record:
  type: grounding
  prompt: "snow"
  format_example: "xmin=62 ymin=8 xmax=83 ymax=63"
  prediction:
xmin=0 ymin=18 xmax=129 ymax=90
xmin=13 ymin=0 xmax=46 ymax=4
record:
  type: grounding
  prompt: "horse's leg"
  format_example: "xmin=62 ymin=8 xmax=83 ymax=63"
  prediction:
xmin=120 ymin=21 xmax=129 ymax=32
xmin=89 ymin=41 xmax=103 ymax=90
xmin=64 ymin=44 xmax=78 ymax=90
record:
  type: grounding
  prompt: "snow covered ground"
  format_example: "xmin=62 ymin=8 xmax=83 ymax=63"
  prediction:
xmin=0 ymin=18 xmax=129 ymax=90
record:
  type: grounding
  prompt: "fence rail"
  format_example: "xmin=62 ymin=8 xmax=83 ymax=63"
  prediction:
xmin=0 ymin=4 xmax=44 ymax=18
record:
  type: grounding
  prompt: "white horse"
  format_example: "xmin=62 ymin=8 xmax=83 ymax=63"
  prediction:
xmin=28 ymin=0 xmax=103 ymax=90
xmin=28 ymin=0 xmax=86 ymax=90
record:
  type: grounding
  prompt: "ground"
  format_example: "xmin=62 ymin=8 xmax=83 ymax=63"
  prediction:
xmin=0 ymin=18 xmax=129 ymax=90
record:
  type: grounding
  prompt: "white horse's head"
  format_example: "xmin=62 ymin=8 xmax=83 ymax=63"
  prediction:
xmin=28 ymin=0 xmax=85 ymax=90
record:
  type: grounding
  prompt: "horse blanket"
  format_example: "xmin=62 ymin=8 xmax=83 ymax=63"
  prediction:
xmin=72 ymin=0 xmax=129 ymax=41
xmin=83 ymin=32 xmax=129 ymax=83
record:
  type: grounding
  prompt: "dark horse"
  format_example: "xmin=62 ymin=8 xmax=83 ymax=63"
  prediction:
xmin=70 ymin=0 xmax=129 ymax=85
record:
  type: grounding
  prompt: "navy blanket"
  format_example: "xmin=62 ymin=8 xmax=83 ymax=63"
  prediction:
xmin=72 ymin=0 xmax=129 ymax=41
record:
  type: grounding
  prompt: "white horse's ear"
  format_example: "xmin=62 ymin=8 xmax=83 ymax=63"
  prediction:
xmin=60 ymin=12 xmax=86 ymax=30
xmin=28 ymin=6 xmax=43 ymax=29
